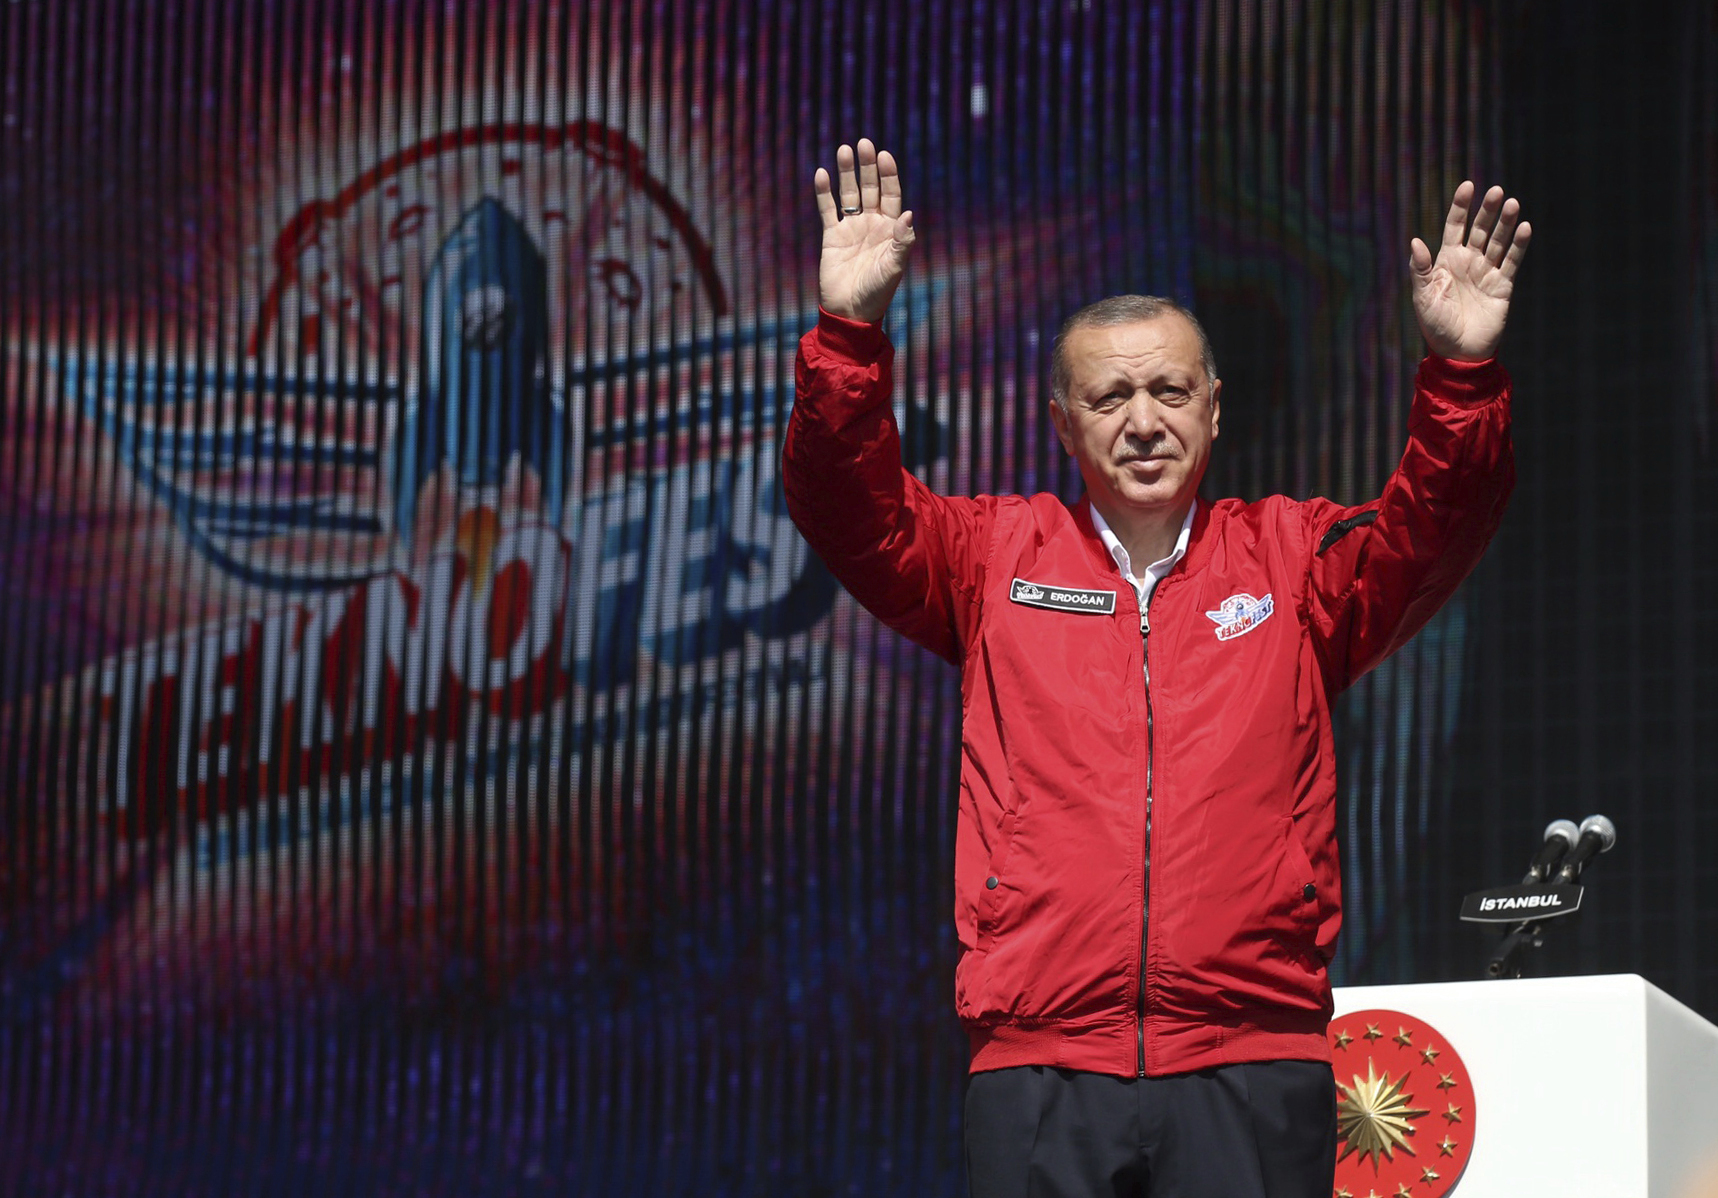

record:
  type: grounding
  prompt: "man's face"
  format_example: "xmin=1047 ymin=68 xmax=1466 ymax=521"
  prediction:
xmin=1048 ymin=315 xmax=1221 ymax=522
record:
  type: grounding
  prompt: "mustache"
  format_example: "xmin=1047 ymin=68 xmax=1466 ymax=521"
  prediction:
xmin=1119 ymin=438 xmax=1175 ymax=463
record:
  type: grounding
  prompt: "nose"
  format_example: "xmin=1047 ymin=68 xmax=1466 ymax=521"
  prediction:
xmin=1123 ymin=391 xmax=1166 ymax=440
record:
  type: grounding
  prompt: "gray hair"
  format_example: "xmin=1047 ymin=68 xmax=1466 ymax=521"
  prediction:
xmin=1048 ymin=295 xmax=1219 ymax=409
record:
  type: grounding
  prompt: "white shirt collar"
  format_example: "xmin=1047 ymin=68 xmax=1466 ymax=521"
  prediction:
xmin=1088 ymin=503 xmax=1195 ymax=607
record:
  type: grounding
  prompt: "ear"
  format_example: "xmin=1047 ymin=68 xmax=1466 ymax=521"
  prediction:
xmin=1208 ymin=378 xmax=1222 ymax=442
xmin=1048 ymin=399 xmax=1076 ymax=456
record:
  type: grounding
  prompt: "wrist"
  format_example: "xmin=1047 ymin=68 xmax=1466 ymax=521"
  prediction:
xmin=1418 ymin=323 xmax=1503 ymax=364
xmin=819 ymin=305 xmax=887 ymax=326
xmin=1427 ymin=346 xmax=1498 ymax=364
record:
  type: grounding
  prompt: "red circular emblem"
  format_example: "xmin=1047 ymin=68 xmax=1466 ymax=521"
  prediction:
xmin=1328 ymin=1009 xmax=1475 ymax=1198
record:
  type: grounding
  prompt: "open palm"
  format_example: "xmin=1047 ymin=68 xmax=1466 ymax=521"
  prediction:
xmin=814 ymin=140 xmax=916 ymax=324
xmin=1411 ymin=181 xmax=1532 ymax=362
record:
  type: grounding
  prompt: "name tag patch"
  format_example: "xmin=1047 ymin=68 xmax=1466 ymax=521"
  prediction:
xmin=1009 ymin=578 xmax=1117 ymax=615
xmin=1205 ymin=592 xmax=1274 ymax=640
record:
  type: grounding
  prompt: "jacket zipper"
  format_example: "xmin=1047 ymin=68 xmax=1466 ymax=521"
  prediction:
xmin=1136 ymin=601 xmax=1154 ymax=1078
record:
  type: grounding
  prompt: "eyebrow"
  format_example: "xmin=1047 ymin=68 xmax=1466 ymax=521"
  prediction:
xmin=1083 ymin=373 xmax=1198 ymax=397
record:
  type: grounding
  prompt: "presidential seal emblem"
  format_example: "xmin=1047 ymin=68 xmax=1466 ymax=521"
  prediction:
xmin=1328 ymin=1009 xmax=1475 ymax=1198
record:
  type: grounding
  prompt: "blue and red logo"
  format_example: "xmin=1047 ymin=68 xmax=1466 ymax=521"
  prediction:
xmin=58 ymin=123 xmax=876 ymax=807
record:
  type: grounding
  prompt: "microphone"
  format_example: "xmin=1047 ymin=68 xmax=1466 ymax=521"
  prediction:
xmin=1553 ymin=815 xmax=1617 ymax=884
xmin=1522 ymin=819 xmax=1580 ymax=884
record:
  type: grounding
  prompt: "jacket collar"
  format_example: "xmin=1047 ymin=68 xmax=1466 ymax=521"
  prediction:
xmin=1073 ymin=495 xmax=1219 ymax=586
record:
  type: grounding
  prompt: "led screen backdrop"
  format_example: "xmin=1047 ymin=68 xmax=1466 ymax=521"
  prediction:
xmin=1 ymin=1 xmax=1713 ymax=1194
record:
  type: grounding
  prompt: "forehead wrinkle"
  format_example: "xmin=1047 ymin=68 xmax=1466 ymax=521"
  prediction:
xmin=1068 ymin=323 xmax=1205 ymax=382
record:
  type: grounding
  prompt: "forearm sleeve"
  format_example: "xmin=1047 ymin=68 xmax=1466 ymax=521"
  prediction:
xmin=781 ymin=310 xmax=994 ymax=664
xmin=1306 ymin=355 xmax=1515 ymax=689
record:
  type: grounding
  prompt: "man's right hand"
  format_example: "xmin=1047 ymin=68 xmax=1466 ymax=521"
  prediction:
xmin=814 ymin=139 xmax=915 ymax=324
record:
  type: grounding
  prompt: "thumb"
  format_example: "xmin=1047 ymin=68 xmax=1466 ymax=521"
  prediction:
xmin=893 ymin=210 xmax=916 ymax=251
xmin=1408 ymin=236 xmax=1434 ymax=280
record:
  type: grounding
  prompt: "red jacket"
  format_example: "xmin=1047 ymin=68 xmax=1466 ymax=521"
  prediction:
xmin=782 ymin=310 xmax=1514 ymax=1078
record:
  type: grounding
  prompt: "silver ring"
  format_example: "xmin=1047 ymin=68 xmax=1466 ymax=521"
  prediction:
xmin=841 ymin=205 xmax=862 ymax=215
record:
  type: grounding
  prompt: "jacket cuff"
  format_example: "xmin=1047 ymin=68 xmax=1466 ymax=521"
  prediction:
xmin=812 ymin=307 xmax=890 ymax=361
xmin=1417 ymin=354 xmax=1508 ymax=407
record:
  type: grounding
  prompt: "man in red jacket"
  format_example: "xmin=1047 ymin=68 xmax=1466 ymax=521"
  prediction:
xmin=782 ymin=139 xmax=1530 ymax=1198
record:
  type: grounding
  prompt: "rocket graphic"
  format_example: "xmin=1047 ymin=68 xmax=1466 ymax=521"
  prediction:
xmin=391 ymin=198 xmax=569 ymax=541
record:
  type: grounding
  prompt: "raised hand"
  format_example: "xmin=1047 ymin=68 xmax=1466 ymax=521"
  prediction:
xmin=1410 ymin=182 xmax=1532 ymax=362
xmin=814 ymin=139 xmax=916 ymax=324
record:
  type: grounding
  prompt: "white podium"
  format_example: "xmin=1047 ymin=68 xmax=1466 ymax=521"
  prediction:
xmin=1331 ymin=974 xmax=1718 ymax=1197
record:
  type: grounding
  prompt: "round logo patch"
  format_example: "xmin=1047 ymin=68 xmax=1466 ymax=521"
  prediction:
xmin=1328 ymin=1009 xmax=1475 ymax=1198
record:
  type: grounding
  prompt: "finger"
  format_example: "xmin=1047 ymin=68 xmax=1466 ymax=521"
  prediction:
xmin=1466 ymin=185 xmax=1506 ymax=254
xmin=893 ymin=209 xmax=916 ymax=250
xmin=814 ymin=168 xmax=839 ymax=229
xmin=1499 ymin=220 xmax=1532 ymax=281
xmin=878 ymin=149 xmax=904 ymax=219
xmin=1440 ymin=180 xmax=1476 ymax=252
xmin=1409 ymin=236 xmax=1434 ymax=278
xmin=1484 ymin=198 xmax=1521 ymax=266
xmin=857 ymin=138 xmax=882 ymax=212
xmin=836 ymin=143 xmax=860 ymax=213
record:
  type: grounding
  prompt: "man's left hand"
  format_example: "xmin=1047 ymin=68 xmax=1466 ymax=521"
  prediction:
xmin=1410 ymin=181 xmax=1532 ymax=362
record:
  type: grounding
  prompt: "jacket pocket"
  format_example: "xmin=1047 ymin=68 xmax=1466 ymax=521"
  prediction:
xmin=973 ymin=806 xmax=1023 ymax=951
xmin=955 ymin=802 xmax=1012 ymax=1023
xmin=1275 ymin=817 xmax=1323 ymax=946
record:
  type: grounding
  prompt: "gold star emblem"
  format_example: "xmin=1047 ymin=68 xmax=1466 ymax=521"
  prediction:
xmin=1420 ymin=1167 xmax=1441 ymax=1183
xmin=1336 ymin=1058 xmax=1431 ymax=1167
xmin=1393 ymin=1027 xmax=1414 ymax=1048
xmin=1438 ymin=1136 xmax=1458 ymax=1156
xmin=1419 ymin=1043 xmax=1441 ymax=1064
xmin=1395 ymin=1186 xmax=1414 ymax=1198
xmin=1334 ymin=1029 xmax=1353 ymax=1050
xmin=1443 ymin=1103 xmax=1462 ymax=1124
xmin=1436 ymin=1072 xmax=1457 ymax=1091
xmin=1363 ymin=1023 xmax=1384 ymax=1042
xmin=1335 ymin=1189 xmax=1353 ymax=1198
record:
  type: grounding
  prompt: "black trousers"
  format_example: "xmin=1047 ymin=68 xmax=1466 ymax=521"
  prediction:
xmin=964 ymin=1061 xmax=1337 ymax=1198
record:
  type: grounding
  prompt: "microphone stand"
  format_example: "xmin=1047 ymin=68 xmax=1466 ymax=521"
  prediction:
xmin=1487 ymin=920 xmax=1543 ymax=979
